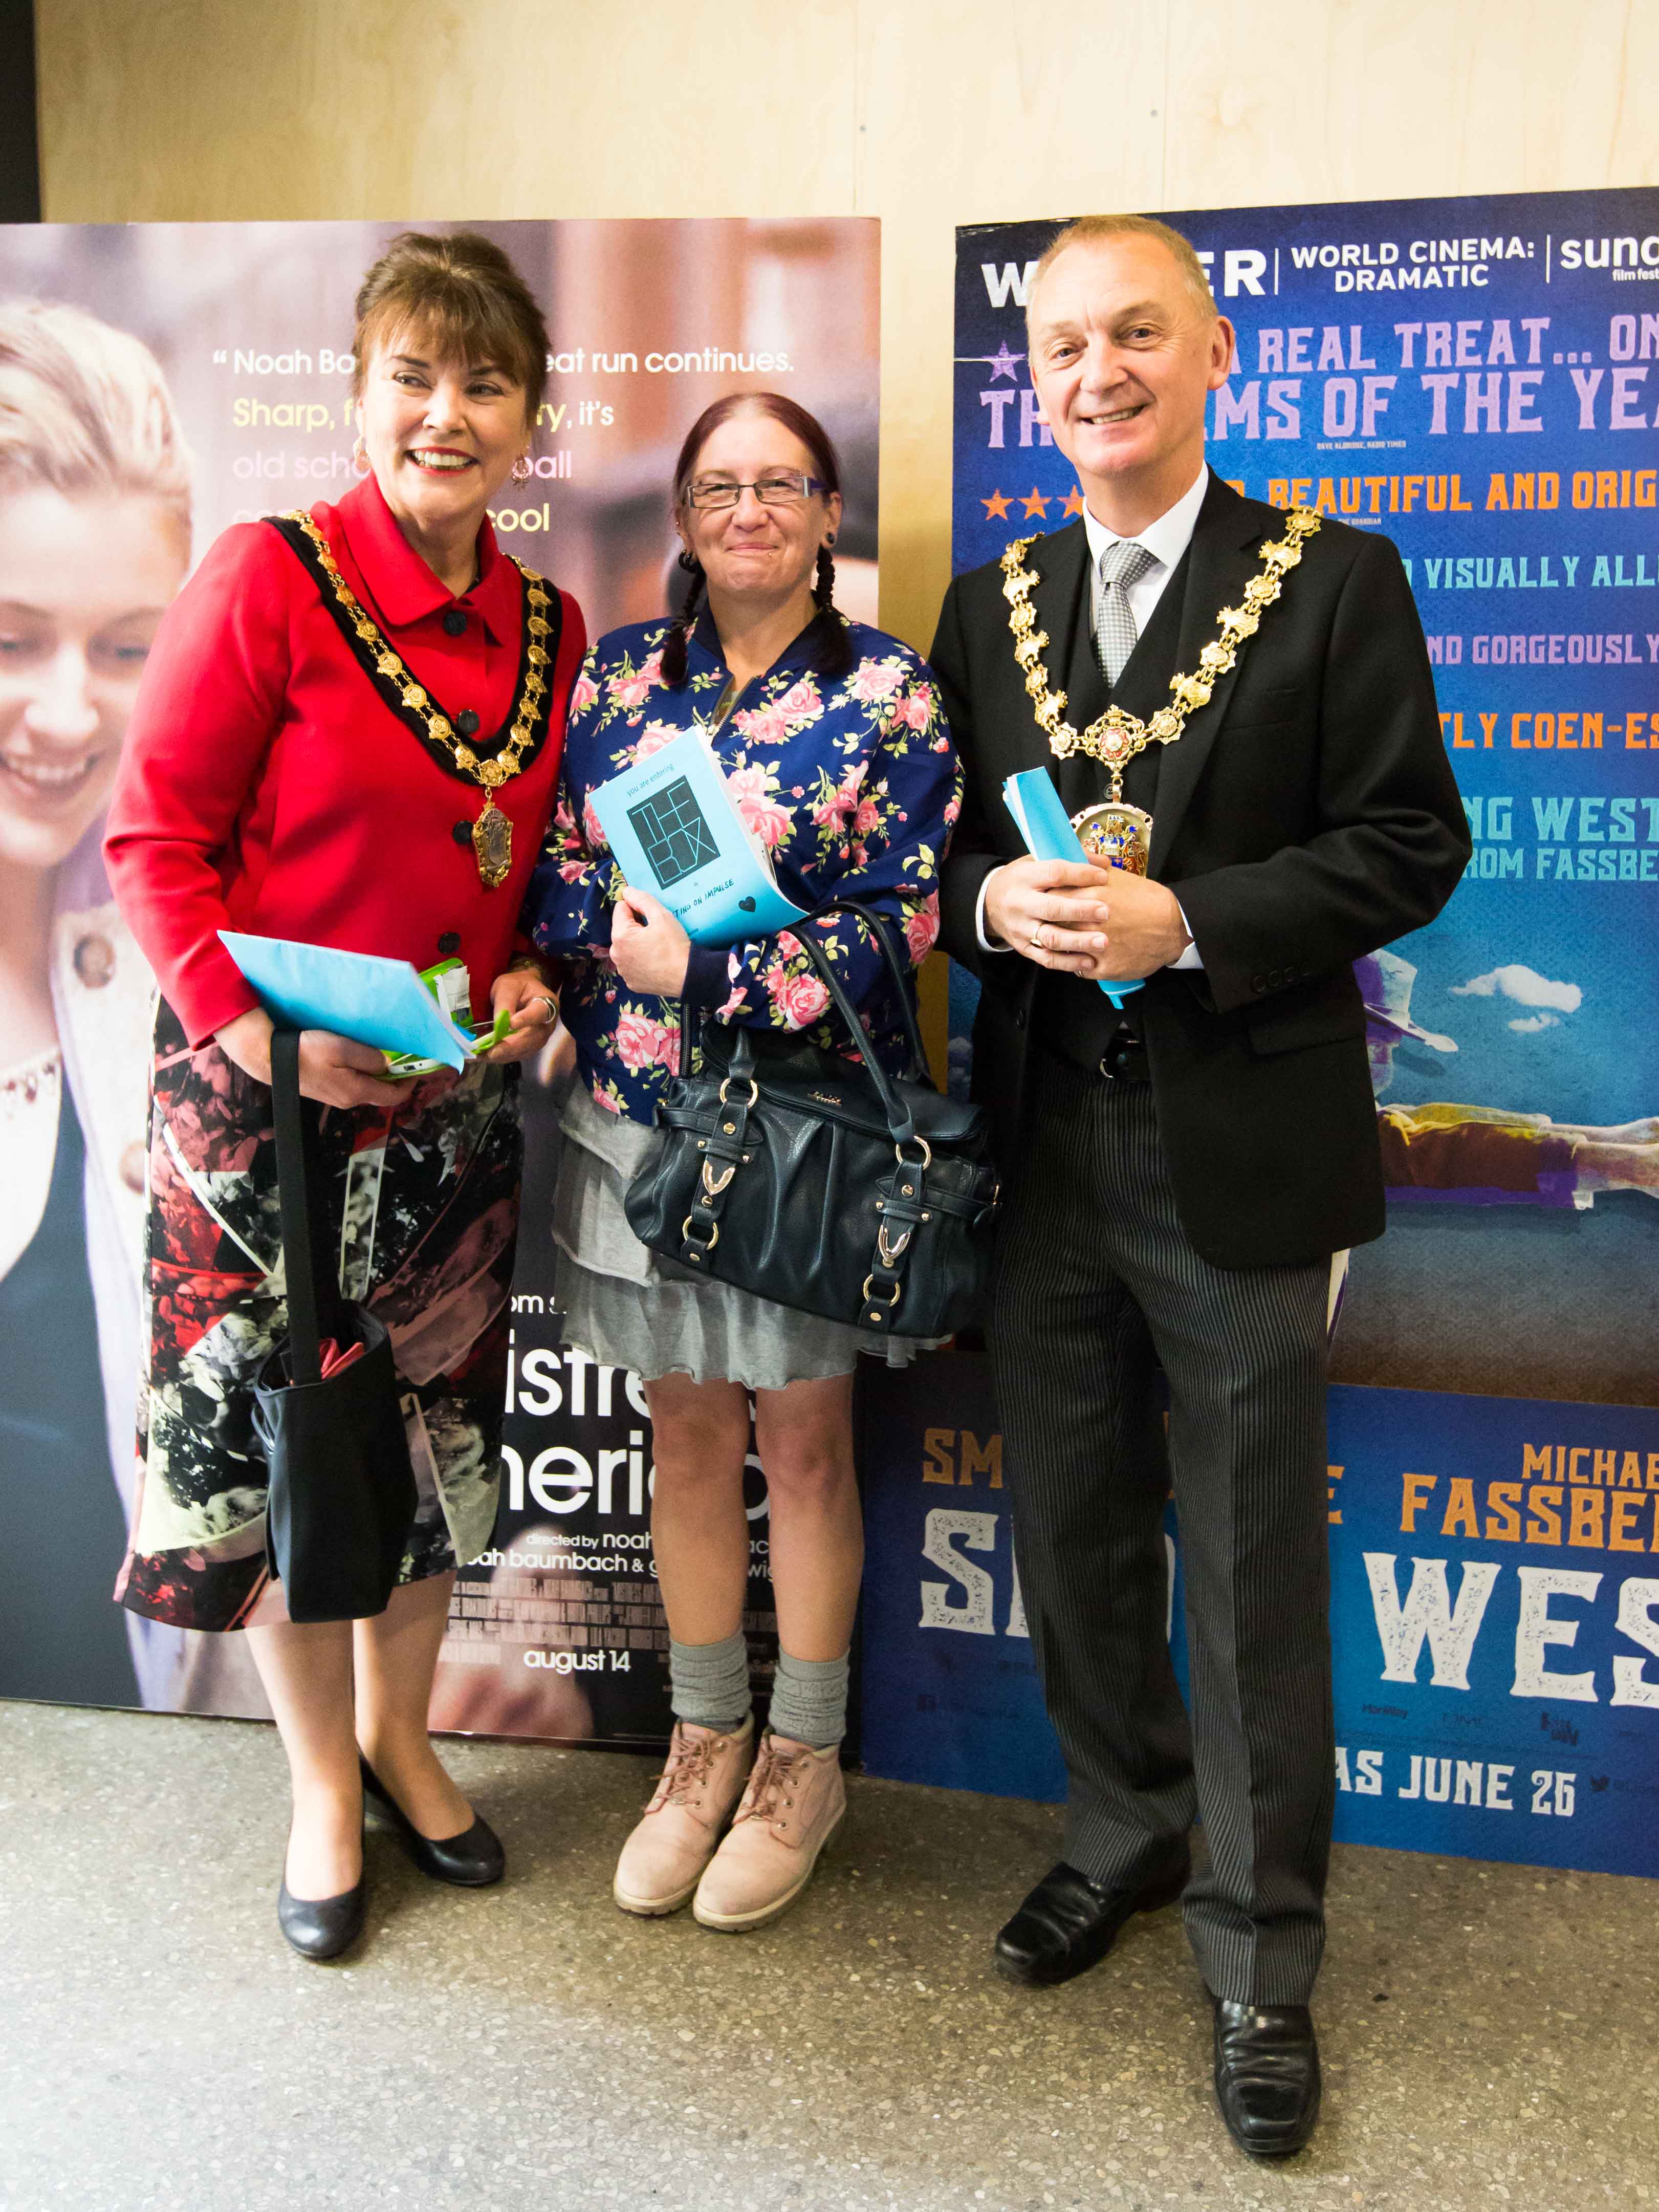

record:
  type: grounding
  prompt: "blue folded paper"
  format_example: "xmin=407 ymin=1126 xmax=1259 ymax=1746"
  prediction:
xmin=220 ymin=932 xmax=483 ymax=1071
xmin=1002 ymin=769 xmax=1143 ymax=1010
xmin=589 ymin=728 xmax=810 ymax=945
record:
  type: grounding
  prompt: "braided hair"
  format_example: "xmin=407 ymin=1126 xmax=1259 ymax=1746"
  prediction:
xmin=660 ymin=550 xmax=705 ymax=686
xmin=661 ymin=392 xmax=853 ymax=689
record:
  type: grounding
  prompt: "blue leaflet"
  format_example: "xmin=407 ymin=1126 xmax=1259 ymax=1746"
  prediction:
xmin=590 ymin=728 xmax=810 ymax=945
xmin=1002 ymin=768 xmax=1143 ymax=1010
xmin=219 ymin=932 xmax=478 ymax=1070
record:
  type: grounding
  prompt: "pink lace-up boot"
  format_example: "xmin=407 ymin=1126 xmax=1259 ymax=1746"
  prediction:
xmin=613 ymin=1716 xmax=754 ymax=1916
xmin=691 ymin=1731 xmax=845 ymax=1931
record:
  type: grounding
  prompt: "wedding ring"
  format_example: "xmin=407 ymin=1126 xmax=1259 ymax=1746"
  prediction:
xmin=1030 ymin=923 xmax=1046 ymax=952
xmin=535 ymin=994 xmax=557 ymax=1023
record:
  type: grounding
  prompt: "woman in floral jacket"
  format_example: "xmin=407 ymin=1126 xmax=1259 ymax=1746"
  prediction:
xmin=522 ymin=393 xmax=960 ymax=1933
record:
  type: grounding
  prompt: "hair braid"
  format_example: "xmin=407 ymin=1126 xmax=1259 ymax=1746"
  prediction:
xmin=661 ymin=555 xmax=705 ymax=687
xmin=813 ymin=544 xmax=836 ymax=610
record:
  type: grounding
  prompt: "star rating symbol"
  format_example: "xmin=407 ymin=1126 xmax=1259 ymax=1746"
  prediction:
xmin=982 ymin=489 xmax=1012 ymax=520
xmin=1020 ymin=487 xmax=1051 ymax=518
xmin=1059 ymin=487 xmax=1085 ymax=518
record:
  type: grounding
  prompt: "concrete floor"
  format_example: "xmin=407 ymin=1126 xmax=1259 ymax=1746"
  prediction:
xmin=1 ymin=1702 xmax=1650 ymax=2212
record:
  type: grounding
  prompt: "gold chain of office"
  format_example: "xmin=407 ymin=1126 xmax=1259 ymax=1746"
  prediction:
xmin=999 ymin=505 xmax=1322 ymax=799
xmin=280 ymin=506 xmax=554 ymax=794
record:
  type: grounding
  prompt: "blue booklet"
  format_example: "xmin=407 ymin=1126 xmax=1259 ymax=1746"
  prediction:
xmin=220 ymin=933 xmax=508 ymax=1073
xmin=589 ymin=728 xmax=810 ymax=945
xmin=1002 ymin=769 xmax=1142 ymax=1010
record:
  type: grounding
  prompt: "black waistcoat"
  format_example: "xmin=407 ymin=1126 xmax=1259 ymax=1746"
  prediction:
xmin=1034 ymin=544 xmax=1194 ymax=1068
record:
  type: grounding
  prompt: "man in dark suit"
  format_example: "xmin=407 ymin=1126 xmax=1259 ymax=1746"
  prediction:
xmin=930 ymin=214 xmax=1470 ymax=2159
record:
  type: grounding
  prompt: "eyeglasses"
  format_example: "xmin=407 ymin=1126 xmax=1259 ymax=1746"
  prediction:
xmin=682 ymin=470 xmax=828 ymax=510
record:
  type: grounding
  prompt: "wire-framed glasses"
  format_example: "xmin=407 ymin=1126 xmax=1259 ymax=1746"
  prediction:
xmin=683 ymin=470 xmax=827 ymax=510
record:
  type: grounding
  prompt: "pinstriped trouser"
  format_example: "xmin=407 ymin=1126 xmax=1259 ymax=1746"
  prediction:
xmin=991 ymin=1049 xmax=1335 ymax=2006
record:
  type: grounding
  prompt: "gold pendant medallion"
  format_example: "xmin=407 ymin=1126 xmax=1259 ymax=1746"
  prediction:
xmin=472 ymin=798 xmax=513 ymax=888
xmin=1071 ymin=800 xmax=1153 ymax=877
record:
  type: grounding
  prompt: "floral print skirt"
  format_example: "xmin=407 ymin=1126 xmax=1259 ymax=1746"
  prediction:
xmin=116 ymin=999 xmax=520 ymax=1633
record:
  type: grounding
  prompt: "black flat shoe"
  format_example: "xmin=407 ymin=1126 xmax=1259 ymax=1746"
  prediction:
xmin=993 ymin=1847 xmax=1189 ymax=1988
xmin=277 ymin=1873 xmax=366 ymax=1960
xmin=360 ymin=1754 xmax=505 ymax=1886
xmin=1212 ymin=2000 xmax=1321 ymax=2158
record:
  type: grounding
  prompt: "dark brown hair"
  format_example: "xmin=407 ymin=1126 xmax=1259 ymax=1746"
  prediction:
xmin=661 ymin=392 xmax=850 ymax=686
xmin=351 ymin=230 xmax=548 ymax=432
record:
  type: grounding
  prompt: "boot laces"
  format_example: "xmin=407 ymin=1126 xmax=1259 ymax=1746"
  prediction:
xmin=650 ymin=1728 xmax=722 ymax=1812
xmin=737 ymin=1737 xmax=802 ymax=1825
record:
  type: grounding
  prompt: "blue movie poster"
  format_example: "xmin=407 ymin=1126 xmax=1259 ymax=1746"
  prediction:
xmin=860 ymin=1363 xmax=1659 ymax=1879
xmin=862 ymin=188 xmax=1659 ymax=1878
xmin=951 ymin=189 xmax=1659 ymax=1412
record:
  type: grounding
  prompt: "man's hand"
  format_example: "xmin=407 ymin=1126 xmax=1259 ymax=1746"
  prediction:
xmin=610 ymin=886 xmax=692 ymax=997
xmin=983 ymin=859 xmax=1191 ymax=980
xmin=484 ymin=967 xmax=560 ymax=1064
xmin=215 ymin=1006 xmax=421 ymax=1110
xmin=983 ymin=858 xmax=1112 ymax=972
xmin=1081 ymin=869 xmax=1193 ymax=981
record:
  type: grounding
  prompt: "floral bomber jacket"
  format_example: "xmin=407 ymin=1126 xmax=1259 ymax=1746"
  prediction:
xmin=521 ymin=608 xmax=963 ymax=1125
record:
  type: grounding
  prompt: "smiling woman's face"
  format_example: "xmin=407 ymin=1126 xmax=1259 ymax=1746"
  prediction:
xmin=357 ymin=329 xmax=529 ymax=544
xmin=0 ymin=486 xmax=187 ymax=874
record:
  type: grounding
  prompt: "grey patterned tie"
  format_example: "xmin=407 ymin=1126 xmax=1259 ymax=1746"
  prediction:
xmin=1094 ymin=538 xmax=1158 ymax=686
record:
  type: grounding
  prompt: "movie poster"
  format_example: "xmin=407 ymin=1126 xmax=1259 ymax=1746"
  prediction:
xmin=859 ymin=1364 xmax=1659 ymax=1878
xmin=860 ymin=186 xmax=1659 ymax=1875
xmin=0 ymin=215 xmax=878 ymax=1731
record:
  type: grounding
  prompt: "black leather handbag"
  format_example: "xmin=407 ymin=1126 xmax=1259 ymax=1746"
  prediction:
xmin=624 ymin=900 xmax=999 ymax=1337
xmin=251 ymin=1027 xmax=417 ymax=1624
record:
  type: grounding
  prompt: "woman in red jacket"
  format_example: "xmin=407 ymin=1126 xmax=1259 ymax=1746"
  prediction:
xmin=104 ymin=231 xmax=585 ymax=1961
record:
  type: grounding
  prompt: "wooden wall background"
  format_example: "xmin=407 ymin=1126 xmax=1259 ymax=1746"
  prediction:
xmin=34 ymin=0 xmax=1659 ymax=655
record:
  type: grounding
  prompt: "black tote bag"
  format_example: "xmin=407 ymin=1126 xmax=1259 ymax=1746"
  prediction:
xmin=250 ymin=1027 xmax=417 ymax=1623
xmin=624 ymin=899 xmax=999 ymax=1338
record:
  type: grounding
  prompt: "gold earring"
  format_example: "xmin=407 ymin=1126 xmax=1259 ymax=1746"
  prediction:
xmin=512 ymin=452 xmax=534 ymax=483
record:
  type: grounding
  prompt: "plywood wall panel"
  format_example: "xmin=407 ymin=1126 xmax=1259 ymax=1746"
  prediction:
xmin=35 ymin=0 xmax=861 ymax=224
xmin=32 ymin=0 xmax=1659 ymax=658
xmin=1162 ymin=0 xmax=1659 ymax=212
xmin=854 ymin=3 xmax=1166 ymax=649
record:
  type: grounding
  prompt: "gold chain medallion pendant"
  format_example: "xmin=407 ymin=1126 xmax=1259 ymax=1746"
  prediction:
xmin=471 ymin=768 xmax=513 ymax=890
xmin=274 ymin=509 xmax=555 ymax=888
xmin=1000 ymin=505 xmax=1321 ymax=873
xmin=1071 ymin=799 xmax=1154 ymax=876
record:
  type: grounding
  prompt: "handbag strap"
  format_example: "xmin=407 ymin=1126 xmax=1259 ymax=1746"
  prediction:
xmin=269 ymin=1027 xmax=341 ymax=1386
xmin=672 ymin=895 xmax=932 ymax=1114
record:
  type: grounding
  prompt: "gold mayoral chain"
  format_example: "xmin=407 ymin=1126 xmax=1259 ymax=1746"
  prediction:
xmin=999 ymin=505 xmax=1322 ymax=875
xmin=271 ymin=507 xmax=558 ymax=889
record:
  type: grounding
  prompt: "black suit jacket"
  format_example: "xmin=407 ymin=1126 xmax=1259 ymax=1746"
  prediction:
xmin=931 ymin=471 xmax=1472 ymax=1270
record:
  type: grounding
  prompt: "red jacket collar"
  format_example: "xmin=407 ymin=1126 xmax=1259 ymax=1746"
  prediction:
xmin=334 ymin=474 xmax=516 ymax=644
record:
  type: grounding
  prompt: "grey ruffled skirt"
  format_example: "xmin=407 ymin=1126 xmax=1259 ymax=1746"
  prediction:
xmin=553 ymin=1073 xmax=941 ymax=1390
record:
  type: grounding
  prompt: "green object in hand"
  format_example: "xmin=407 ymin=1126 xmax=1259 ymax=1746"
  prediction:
xmin=383 ymin=957 xmax=509 ymax=1075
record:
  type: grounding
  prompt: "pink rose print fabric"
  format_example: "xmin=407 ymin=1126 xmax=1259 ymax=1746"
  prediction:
xmin=522 ymin=609 xmax=962 ymax=1125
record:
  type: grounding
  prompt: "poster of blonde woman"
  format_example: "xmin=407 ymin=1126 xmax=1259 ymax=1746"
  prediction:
xmin=0 ymin=215 xmax=879 ymax=1730
xmin=0 ymin=300 xmax=198 ymax=1709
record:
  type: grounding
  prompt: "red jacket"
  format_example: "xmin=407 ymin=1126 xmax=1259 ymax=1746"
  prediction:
xmin=105 ymin=476 xmax=585 ymax=1048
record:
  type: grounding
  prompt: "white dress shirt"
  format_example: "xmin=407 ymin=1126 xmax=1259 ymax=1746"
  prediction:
xmin=976 ymin=463 xmax=1210 ymax=970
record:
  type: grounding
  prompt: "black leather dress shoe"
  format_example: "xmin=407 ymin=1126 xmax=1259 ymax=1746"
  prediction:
xmin=277 ymin=1872 xmax=366 ymax=1960
xmin=993 ymin=1848 xmax=1189 ymax=1988
xmin=1212 ymin=2000 xmax=1321 ymax=2158
xmin=360 ymin=1755 xmax=505 ymax=1886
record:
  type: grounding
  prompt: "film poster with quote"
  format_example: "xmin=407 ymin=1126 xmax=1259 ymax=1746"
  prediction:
xmin=0 ymin=215 xmax=877 ymax=1737
xmin=860 ymin=186 xmax=1659 ymax=1876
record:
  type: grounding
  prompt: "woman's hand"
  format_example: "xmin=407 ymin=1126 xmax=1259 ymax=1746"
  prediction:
xmin=484 ymin=966 xmax=561 ymax=1064
xmin=214 ymin=1005 xmax=419 ymax=1110
xmin=609 ymin=887 xmax=691 ymax=997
